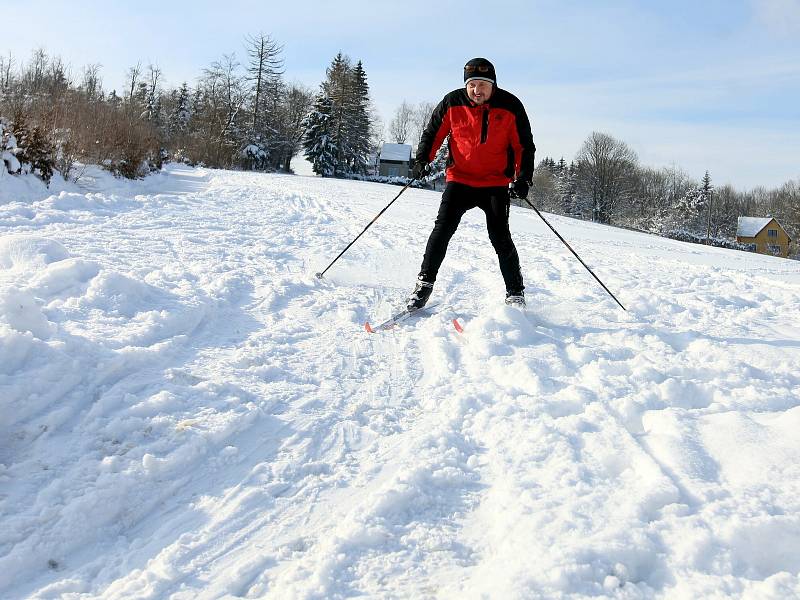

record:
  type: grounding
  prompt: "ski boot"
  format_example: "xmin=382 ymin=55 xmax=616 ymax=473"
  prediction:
xmin=406 ymin=278 xmax=434 ymax=311
xmin=505 ymin=290 xmax=526 ymax=308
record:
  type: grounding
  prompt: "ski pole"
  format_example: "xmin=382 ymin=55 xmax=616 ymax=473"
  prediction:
xmin=315 ymin=178 xmax=417 ymax=279
xmin=522 ymin=198 xmax=627 ymax=311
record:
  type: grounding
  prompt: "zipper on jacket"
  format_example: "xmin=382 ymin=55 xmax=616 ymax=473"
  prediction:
xmin=480 ymin=107 xmax=489 ymax=144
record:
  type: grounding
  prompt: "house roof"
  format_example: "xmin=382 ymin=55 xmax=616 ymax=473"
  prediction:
xmin=379 ymin=143 xmax=412 ymax=161
xmin=736 ymin=217 xmax=776 ymax=238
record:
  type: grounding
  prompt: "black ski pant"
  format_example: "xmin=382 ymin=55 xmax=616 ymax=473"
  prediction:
xmin=418 ymin=182 xmax=524 ymax=294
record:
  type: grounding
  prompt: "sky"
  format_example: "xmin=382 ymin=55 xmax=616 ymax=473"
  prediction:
xmin=4 ymin=0 xmax=800 ymax=189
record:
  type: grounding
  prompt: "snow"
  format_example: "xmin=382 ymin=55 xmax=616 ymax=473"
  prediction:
xmin=736 ymin=216 xmax=775 ymax=238
xmin=2 ymin=122 xmax=22 ymax=176
xmin=379 ymin=143 xmax=412 ymax=162
xmin=292 ymin=155 xmax=316 ymax=177
xmin=1 ymin=164 xmax=800 ymax=599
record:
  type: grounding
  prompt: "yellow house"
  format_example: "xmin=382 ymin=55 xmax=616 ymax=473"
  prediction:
xmin=736 ymin=217 xmax=792 ymax=258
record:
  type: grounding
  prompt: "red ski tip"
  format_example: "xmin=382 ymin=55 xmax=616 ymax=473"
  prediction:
xmin=365 ymin=322 xmax=375 ymax=333
xmin=452 ymin=318 xmax=464 ymax=333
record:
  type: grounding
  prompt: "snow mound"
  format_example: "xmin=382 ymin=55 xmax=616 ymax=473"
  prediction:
xmin=0 ymin=170 xmax=53 ymax=207
xmin=0 ymin=235 xmax=70 ymax=270
xmin=0 ymin=287 xmax=53 ymax=339
xmin=27 ymin=258 xmax=100 ymax=297
xmin=41 ymin=190 xmax=136 ymax=214
xmin=83 ymin=271 xmax=181 ymax=318
xmin=53 ymin=270 xmax=211 ymax=348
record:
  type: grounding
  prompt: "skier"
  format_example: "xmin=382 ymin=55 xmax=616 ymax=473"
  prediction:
xmin=407 ymin=57 xmax=535 ymax=310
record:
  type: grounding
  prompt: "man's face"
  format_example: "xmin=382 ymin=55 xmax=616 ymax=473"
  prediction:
xmin=466 ymin=80 xmax=493 ymax=105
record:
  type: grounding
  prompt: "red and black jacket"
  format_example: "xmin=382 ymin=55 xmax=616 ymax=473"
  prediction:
xmin=416 ymin=87 xmax=536 ymax=188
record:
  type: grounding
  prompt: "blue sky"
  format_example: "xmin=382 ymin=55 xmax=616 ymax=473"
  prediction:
xmin=4 ymin=0 xmax=800 ymax=188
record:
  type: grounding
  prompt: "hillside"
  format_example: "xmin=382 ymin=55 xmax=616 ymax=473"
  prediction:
xmin=1 ymin=166 xmax=799 ymax=599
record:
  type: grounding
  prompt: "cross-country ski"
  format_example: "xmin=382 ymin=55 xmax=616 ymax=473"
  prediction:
xmin=365 ymin=303 xmax=439 ymax=333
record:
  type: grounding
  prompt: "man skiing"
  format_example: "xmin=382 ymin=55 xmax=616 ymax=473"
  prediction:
xmin=407 ymin=57 xmax=535 ymax=310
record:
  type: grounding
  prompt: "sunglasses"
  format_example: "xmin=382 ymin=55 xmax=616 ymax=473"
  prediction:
xmin=464 ymin=64 xmax=492 ymax=74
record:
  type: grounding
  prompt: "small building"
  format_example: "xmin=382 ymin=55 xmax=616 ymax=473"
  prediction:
xmin=736 ymin=216 xmax=792 ymax=258
xmin=378 ymin=143 xmax=412 ymax=178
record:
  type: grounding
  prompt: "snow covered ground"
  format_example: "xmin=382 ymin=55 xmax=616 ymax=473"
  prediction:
xmin=1 ymin=164 xmax=799 ymax=599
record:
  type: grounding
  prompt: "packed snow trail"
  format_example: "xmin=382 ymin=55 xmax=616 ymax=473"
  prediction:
xmin=1 ymin=165 xmax=799 ymax=599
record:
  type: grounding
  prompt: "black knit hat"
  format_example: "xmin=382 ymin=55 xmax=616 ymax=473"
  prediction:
xmin=464 ymin=58 xmax=496 ymax=85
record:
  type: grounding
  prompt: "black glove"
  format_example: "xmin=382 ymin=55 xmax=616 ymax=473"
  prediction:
xmin=510 ymin=179 xmax=529 ymax=200
xmin=411 ymin=160 xmax=429 ymax=180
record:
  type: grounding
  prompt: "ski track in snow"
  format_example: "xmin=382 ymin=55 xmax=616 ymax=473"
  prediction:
xmin=1 ymin=165 xmax=800 ymax=599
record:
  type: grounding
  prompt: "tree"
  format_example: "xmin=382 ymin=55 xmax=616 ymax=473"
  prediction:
xmin=9 ymin=113 xmax=55 ymax=184
xmin=107 ymin=89 xmax=121 ymax=110
xmin=556 ymin=161 xmax=579 ymax=216
xmin=134 ymin=81 xmax=149 ymax=114
xmin=322 ymin=52 xmax=352 ymax=175
xmin=389 ymin=100 xmax=414 ymax=144
xmin=629 ymin=166 xmax=668 ymax=230
xmin=529 ymin=157 xmax=576 ymax=213
xmin=22 ymin=125 xmax=55 ymax=184
xmin=272 ymin=83 xmax=313 ymax=172
xmin=671 ymin=185 xmax=706 ymax=234
xmin=776 ymin=180 xmax=800 ymax=255
xmin=1 ymin=118 xmax=22 ymax=176
xmin=166 ymin=82 xmax=192 ymax=162
xmin=125 ymin=62 xmax=142 ymax=106
xmin=574 ymin=132 xmax=638 ymax=224
xmin=0 ymin=52 xmax=15 ymax=90
xmin=244 ymin=33 xmax=283 ymax=127
xmin=538 ymin=157 xmax=558 ymax=174
xmin=316 ymin=53 xmax=374 ymax=176
xmin=142 ymin=64 xmax=163 ymax=128
xmin=243 ymin=33 xmax=284 ymax=168
xmin=169 ymin=82 xmax=192 ymax=135
xmin=302 ymin=94 xmax=337 ymax=176
xmin=530 ymin=168 xmax=558 ymax=211
xmin=701 ymin=170 xmax=714 ymax=241
xmin=80 ymin=63 xmax=103 ymax=102
xmin=194 ymin=53 xmax=247 ymax=168
xmin=345 ymin=60 xmax=372 ymax=174
xmin=22 ymin=48 xmax=48 ymax=95
xmin=410 ymin=101 xmax=435 ymax=151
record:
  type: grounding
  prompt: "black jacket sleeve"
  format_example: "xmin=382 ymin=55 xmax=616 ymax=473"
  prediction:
xmin=514 ymin=99 xmax=536 ymax=184
xmin=416 ymin=96 xmax=450 ymax=164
